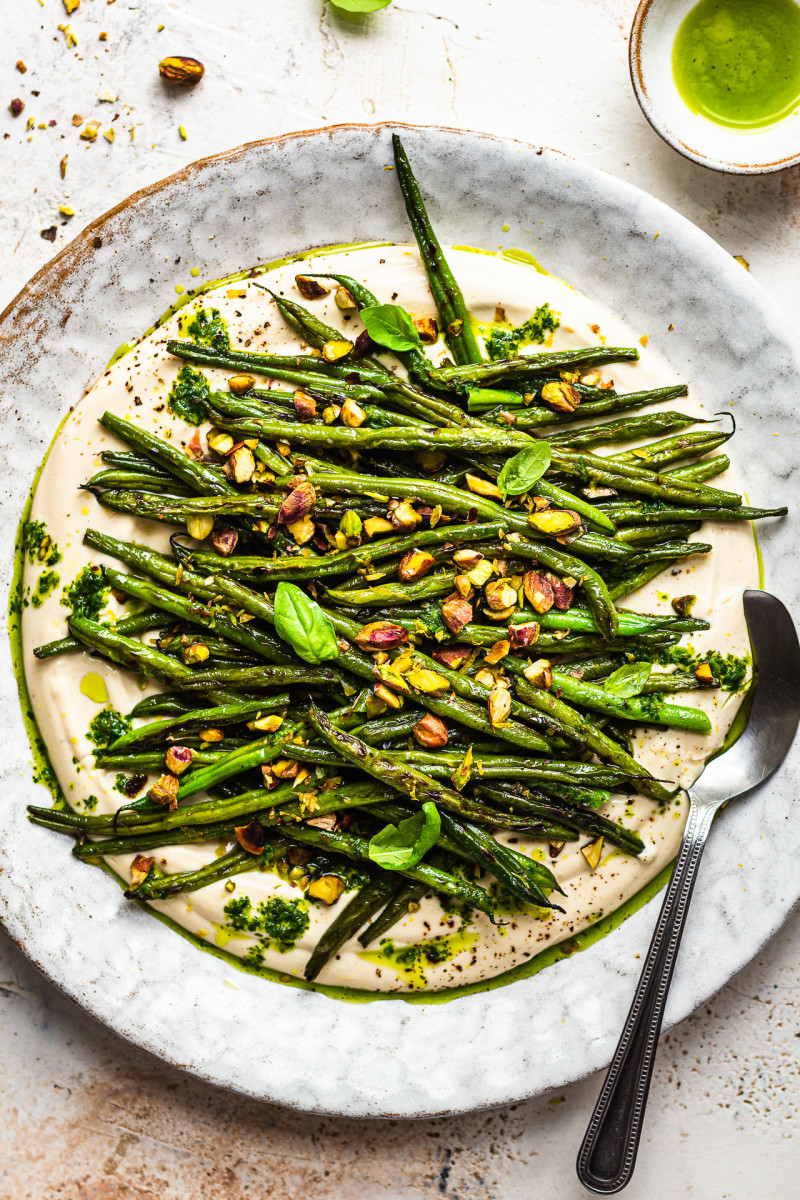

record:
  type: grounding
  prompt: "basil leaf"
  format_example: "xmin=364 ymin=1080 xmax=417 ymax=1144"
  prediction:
xmin=368 ymin=801 xmax=441 ymax=870
xmin=331 ymin=0 xmax=391 ymax=9
xmin=496 ymin=443 xmax=552 ymax=498
xmin=360 ymin=304 xmax=421 ymax=351
xmin=603 ymin=661 xmax=652 ymax=698
xmin=273 ymin=582 xmax=340 ymax=665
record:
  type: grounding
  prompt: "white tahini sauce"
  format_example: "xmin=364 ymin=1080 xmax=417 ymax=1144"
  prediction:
xmin=21 ymin=245 xmax=758 ymax=993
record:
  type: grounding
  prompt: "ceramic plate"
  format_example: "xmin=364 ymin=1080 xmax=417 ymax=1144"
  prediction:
xmin=1 ymin=124 xmax=798 ymax=1118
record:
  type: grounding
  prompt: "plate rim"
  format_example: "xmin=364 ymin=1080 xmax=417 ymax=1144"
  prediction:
xmin=2 ymin=120 xmax=799 ymax=1119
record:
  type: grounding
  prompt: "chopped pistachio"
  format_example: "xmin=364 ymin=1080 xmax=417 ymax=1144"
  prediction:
xmin=465 ymin=472 xmax=503 ymax=500
xmin=186 ymin=514 xmax=214 ymax=540
xmin=581 ymin=837 xmax=604 ymax=870
xmin=307 ymin=875 xmax=345 ymax=905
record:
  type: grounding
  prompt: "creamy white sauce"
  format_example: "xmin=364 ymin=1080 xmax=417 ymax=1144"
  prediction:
xmin=20 ymin=245 xmax=758 ymax=993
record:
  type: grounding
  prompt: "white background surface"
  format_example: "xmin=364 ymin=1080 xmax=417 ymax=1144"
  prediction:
xmin=1 ymin=1 xmax=798 ymax=1196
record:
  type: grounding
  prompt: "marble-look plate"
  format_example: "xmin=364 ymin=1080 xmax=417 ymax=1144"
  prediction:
xmin=1 ymin=124 xmax=798 ymax=1118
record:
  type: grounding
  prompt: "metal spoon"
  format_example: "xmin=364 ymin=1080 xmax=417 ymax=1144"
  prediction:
xmin=576 ymin=589 xmax=800 ymax=1194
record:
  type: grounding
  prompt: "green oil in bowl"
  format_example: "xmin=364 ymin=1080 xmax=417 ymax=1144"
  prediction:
xmin=673 ymin=0 xmax=800 ymax=129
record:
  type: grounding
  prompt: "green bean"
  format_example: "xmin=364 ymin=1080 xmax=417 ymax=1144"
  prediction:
xmin=212 ymin=416 xmax=533 ymax=455
xmin=384 ymin=751 xmax=617 ymax=799
xmin=642 ymin=672 xmax=718 ymax=694
xmin=392 ymin=133 xmax=482 ymax=365
xmin=101 ymin=450 xmax=183 ymax=477
xmin=498 ymin=537 xmax=618 ymax=639
xmin=175 ymin=666 xmax=341 ymax=692
xmin=67 ymin=614 xmax=242 ymax=704
xmin=607 ymin=562 xmax=675 ymax=603
xmin=389 ymin=618 xmax=678 ymax=658
xmin=435 ymin=811 xmax=560 ymax=907
xmin=358 ymin=880 xmax=429 ymax=947
xmin=33 ymin=609 xmax=173 ymax=660
xmin=548 ymin=669 xmax=710 ymax=732
xmin=130 ymin=844 xmax=281 ymax=899
xmin=102 ymin=566 xmax=299 ymax=668
xmin=71 ymin=819 xmax=242 ymax=860
xmin=172 ymin=520 xmax=505 ymax=583
xmin=548 ymin=447 xmax=742 ymax=509
xmin=510 ymin=385 xmax=690 ymax=430
xmin=535 ymin=479 xmax=616 ymax=534
xmin=174 ymin=721 xmax=314 ymax=800
xmin=304 ymin=876 xmax=400 ymax=981
xmin=533 ymin=607 xmax=708 ymax=635
xmin=622 ymin=540 xmax=712 ymax=566
xmin=167 ymin=338 xmax=387 ymax=388
xmin=431 ymin=347 xmax=640 ymax=388
xmin=596 ymin=501 xmax=787 ymax=525
xmin=106 ymin=697 xmax=292 ymax=753
xmin=547 ymin=411 xmax=703 ymax=449
xmin=346 ymin=713 xmax=420 ymax=744
xmin=513 ymin=677 xmax=674 ymax=802
xmin=85 ymin=469 xmax=187 ymax=492
xmin=305 ymin=272 xmax=435 ymax=386
xmin=279 ymin=821 xmax=497 ymax=916
xmin=666 ymin=455 xmax=729 ymax=483
xmin=607 ymin=430 xmax=731 ymax=469
xmin=29 ymin=780 xmax=386 ymax=839
xmin=99 ymin=412 xmax=235 ymax=496
xmin=130 ymin=692 xmax=203 ymax=717
xmin=324 ymin=573 xmax=454 ymax=608
xmin=95 ymin=489 xmax=281 ymax=525
xmin=94 ymin=749 xmax=219 ymax=770
xmin=269 ymin=289 xmax=351 ymax=352
xmin=475 ymin=785 xmax=644 ymax=856
xmin=566 ymin=531 xmax=636 ymax=564
xmin=614 ymin=523 xmax=702 ymax=545
xmin=308 ymin=705 xmax=540 ymax=827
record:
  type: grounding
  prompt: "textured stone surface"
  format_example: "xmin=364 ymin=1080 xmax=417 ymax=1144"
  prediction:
xmin=2 ymin=0 xmax=800 ymax=1194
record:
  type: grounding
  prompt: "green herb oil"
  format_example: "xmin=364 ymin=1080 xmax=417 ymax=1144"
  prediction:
xmin=673 ymin=0 xmax=800 ymax=129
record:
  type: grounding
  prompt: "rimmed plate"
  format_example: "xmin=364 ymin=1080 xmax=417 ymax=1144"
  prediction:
xmin=1 ymin=123 xmax=798 ymax=1118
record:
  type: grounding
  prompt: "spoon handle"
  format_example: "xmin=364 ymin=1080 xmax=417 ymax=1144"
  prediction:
xmin=576 ymin=795 xmax=715 ymax=1194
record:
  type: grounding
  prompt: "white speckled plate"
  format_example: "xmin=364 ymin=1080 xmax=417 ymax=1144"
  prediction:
xmin=1 ymin=124 xmax=798 ymax=1118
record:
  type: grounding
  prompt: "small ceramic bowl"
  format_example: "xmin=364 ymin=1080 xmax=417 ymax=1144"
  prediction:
xmin=630 ymin=0 xmax=800 ymax=173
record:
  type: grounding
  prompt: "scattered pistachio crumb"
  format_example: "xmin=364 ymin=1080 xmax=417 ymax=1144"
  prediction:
xmin=103 ymin=128 xmax=114 ymax=143
xmin=57 ymin=23 xmax=78 ymax=48
xmin=178 ymin=124 xmax=187 ymax=140
xmin=59 ymin=205 xmax=74 ymax=217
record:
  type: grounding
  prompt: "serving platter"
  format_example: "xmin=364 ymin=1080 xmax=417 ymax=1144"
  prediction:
xmin=1 ymin=123 xmax=798 ymax=1118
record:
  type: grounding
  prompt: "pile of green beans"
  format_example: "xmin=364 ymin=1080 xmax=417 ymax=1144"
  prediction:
xmin=29 ymin=136 xmax=786 ymax=985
